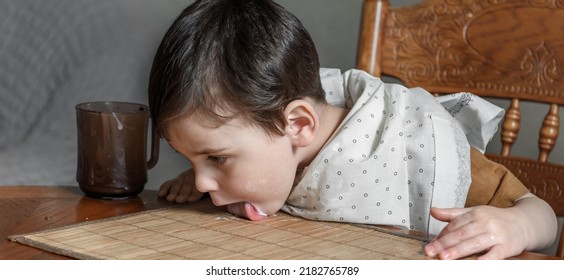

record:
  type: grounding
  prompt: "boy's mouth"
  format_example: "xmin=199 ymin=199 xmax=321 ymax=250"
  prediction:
xmin=226 ymin=202 xmax=267 ymax=221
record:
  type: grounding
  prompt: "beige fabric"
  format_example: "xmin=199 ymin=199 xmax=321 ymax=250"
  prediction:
xmin=466 ymin=147 xmax=529 ymax=208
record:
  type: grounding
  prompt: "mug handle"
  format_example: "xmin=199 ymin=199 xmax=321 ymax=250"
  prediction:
xmin=147 ymin=123 xmax=160 ymax=169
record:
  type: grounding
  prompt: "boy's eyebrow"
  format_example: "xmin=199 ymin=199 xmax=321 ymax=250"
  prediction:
xmin=193 ymin=146 xmax=231 ymax=155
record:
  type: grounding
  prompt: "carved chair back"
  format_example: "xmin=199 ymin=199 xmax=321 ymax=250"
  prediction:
xmin=356 ymin=0 xmax=564 ymax=258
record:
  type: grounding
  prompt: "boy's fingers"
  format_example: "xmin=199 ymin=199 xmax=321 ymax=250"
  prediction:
xmin=429 ymin=207 xmax=476 ymax=242
xmin=158 ymin=180 xmax=173 ymax=198
xmin=476 ymin=245 xmax=504 ymax=260
xmin=426 ymin=228 xmax=492 ymax=259
xmin=188 ymin=190 xmax=205 ymax=202
xmin=166 ymin=181 xmax=182 ymax=200
xmin=174 ymin=193 xmax=189 ymax=203
xmin=430 ymin=207 xmax=471 ymax=222
xmin=175 ymin=186 xmax=203 ymax=203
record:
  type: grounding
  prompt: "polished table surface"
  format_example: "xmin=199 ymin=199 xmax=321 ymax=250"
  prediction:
xmin=0 ymin=185 xmax=558 ymax=260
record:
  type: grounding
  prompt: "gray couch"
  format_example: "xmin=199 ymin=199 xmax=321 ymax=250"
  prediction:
xmin=0 ymin=0 xmax=188 ymax=188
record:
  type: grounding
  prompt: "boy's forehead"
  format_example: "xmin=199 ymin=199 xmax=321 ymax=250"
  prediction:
xmin=167 ymin=114 xmax=223 ymax=135
xmin=166 ymin=116 xmax=233 ymax=150
xmin=166 ymin=114 xmax=245 ymax=137
xmin=166 ymin=114 xmax=271 ymax=145
xmin=165 ymin=114 xmax=274 ymax=155
xmin=163 ymin=107 xmax=233 ymax=131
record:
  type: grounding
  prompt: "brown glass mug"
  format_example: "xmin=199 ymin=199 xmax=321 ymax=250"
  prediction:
xmin=75 ymin=102 xmax=159 ymax=198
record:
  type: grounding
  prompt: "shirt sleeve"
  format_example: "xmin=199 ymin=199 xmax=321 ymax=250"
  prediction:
xmin=465 ymin=147 xmax=530 ymax=208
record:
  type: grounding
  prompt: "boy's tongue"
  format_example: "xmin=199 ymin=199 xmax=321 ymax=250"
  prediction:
xmin=227 ymin=202 xmax=267 ymax=221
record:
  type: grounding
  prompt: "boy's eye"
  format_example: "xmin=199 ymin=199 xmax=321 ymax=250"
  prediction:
xmin=207 ymin=156 xmax=227 ymax=164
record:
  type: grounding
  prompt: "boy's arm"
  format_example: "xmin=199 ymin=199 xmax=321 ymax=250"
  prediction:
xmin=158 ymin=168 xmax=204 ymax=203
xmin=512 ymin=193 xmax=558 ymax=251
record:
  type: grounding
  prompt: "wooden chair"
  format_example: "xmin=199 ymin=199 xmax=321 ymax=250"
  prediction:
xmin=356 ymin=0 xmax=564 ymax=258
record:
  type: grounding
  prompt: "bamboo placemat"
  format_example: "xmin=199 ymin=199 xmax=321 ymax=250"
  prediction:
xmin=9 ymin=199 xmax=434 ymax=260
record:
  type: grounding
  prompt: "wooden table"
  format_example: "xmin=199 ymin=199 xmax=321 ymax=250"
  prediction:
xmin=0 ymin=186 xmax=558 ymax=260
xmin=0 ymin=186 xmax=174 ymax=259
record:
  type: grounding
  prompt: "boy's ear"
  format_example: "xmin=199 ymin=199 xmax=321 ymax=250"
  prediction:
xmin=283 ymin=100 xmax=319 ymax=147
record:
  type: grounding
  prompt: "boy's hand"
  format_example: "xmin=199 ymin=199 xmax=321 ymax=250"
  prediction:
xmin=424 ymin=206 xmax=528 ymax=260
xmin=158 ymin=169 xmax=204 ymax=203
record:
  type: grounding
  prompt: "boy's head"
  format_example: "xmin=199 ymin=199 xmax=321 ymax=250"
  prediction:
xmin=148 ymin=0 xmax=326 ymax=139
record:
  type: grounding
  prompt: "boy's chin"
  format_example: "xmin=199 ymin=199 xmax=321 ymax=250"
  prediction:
xmin=226 ymin=202 xmax=268 ymax=221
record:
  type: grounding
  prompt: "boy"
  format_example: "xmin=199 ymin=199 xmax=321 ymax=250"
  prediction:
xmin=148 ymin=0 xmax=557 ymax=260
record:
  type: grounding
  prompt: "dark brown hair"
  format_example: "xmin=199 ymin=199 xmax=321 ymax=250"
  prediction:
xmin=148 ymin=0 xmax=326 ymax=138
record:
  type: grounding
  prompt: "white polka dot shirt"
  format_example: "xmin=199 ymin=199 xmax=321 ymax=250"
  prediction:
xmin=282 ymin=69 xmax=504 ymax=236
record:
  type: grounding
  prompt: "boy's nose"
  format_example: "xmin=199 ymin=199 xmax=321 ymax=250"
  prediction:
xmin=194 ymin=171 xmax=219 ymax=193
